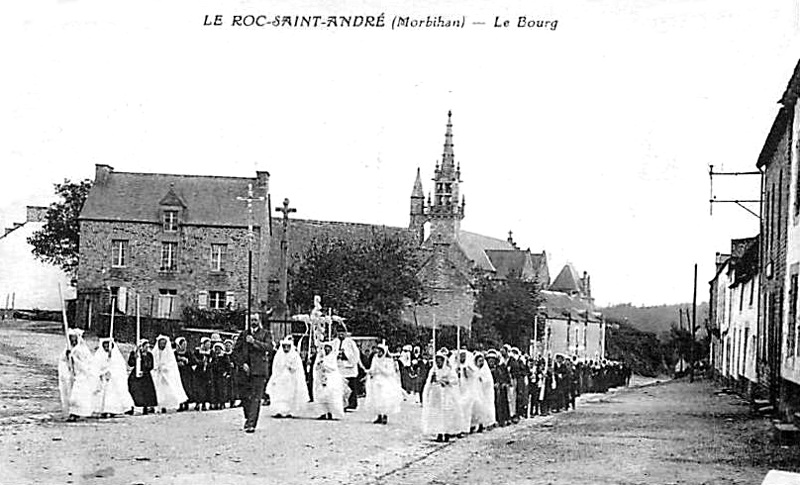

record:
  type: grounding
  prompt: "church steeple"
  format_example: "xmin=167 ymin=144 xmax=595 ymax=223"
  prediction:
xmin=409 ymin=167 xmax=427 ymax=244
xmin=428 ymin=110 xmax=464 ymax=243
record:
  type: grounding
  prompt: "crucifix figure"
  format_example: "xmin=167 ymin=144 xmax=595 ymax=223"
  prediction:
xmin=236 ymin=183 xmax=265 ymax=331
xmin=275 ymin=198 xmax=296 ymax=319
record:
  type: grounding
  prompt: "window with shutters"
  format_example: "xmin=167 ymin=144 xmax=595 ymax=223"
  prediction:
xmin=111 ymin=239 xmax=128 ymax=267
xmin=198 ymin=290 xmax=208 ymax=309
xmin=157 ymin=289 xmax=177 ymax=319
xmin=209 ymin=291 xmax=226 ymax=310
xmin=160 ymin=242 xmax=177 ymax=272
xmin=225 ymin=292 xmax=236 ymax=310
xmin=210 ymin=244 xmax=227 ymax=272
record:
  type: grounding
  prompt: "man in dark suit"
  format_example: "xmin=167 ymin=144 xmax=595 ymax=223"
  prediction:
xmin=232 ymin=313 xmax=274 ymax=433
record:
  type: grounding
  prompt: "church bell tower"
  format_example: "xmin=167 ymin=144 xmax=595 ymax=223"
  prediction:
xmin=428 ymin=110 xmax=465 ymax=243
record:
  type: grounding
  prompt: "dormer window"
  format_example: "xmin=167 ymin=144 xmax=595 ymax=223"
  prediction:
xmin=163 ymin=210 xmax=179 ymax=232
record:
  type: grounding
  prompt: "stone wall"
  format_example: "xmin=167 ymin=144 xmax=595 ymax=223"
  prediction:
xmin=76 ymin=219 xmax=266 ymax=326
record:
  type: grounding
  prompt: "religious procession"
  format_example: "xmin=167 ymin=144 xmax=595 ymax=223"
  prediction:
xmin=58 ymin=309 xmax=632 ymax=441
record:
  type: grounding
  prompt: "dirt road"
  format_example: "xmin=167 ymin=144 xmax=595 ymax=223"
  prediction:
xmin=2 ymin=321 xmax=798 ymax=485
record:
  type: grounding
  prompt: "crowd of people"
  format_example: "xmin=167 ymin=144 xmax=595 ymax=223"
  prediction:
xmin=57 ymin=322 xmax=632 ymax=441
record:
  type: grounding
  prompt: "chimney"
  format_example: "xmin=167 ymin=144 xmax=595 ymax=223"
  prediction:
xmin=95 ymin=164 xmax=114 ymax=185
xmin=256 ymin=171 xmax=270 ymax=189
xmin=26 ymin=206 xmax=47 ymax=223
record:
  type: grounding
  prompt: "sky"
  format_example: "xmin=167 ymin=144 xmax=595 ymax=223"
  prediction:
xmin=2 ymin=0 xmax=799 ymax=307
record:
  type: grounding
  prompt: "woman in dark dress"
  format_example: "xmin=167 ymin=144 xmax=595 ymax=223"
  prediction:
xmin=209 ymin=342 xmax=231 ymax=410
xmin=126 ymin=339 xmax=157 ymax=415
xmin=174 ymin=337 xmax=196 ymax=412
xmin=193 ymin=337 xmax=212 ymax=411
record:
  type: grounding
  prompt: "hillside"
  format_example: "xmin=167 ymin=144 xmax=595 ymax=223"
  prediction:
xmin=600 ymin=302 xmax=709 ymax=341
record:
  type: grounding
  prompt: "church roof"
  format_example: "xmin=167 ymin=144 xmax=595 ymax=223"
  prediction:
xmin=456 ymin=230 xmax=515 ymax=272
xmin=80 ymin=170 xmax=267 ymax=228
xmin=540 ymin=290 xmax=600 ymax=323
xmin=269 ymin=218 xmax=411 ymax=278
xmin=550 ymin=263 xmax=582 ymax=293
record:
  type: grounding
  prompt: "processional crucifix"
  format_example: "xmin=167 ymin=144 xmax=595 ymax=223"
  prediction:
xmin=275 ymin=198 xmax=296 ymax=320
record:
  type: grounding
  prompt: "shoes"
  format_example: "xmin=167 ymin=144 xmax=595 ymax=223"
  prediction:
xmin=285 ymin=414 xmax=293 ymax=419
xmin=373 ymin=416 xmax=383 ymax=424
xmin=435 ymin=434 xmax=444 ymax=442
xmin=244 ymin=427 xmax=255 ymax=433
xmin=274 ymin=414 xmax=284 ymax=419
xmin=161 ymin=408 xmax=167 ymax=414
xmin=381 ymin=415 xmax=388 ymax=425
xmin=327 ymin=413 xmax=333 ymax=420
xmin=124 ymin=409 xmax=134 ymax=416
xmin=318 ymin=414 xmax=328 ymax=420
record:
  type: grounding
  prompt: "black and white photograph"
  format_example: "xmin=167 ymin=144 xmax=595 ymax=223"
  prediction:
xmin=2 ymin=1 xmax=800 ymax=484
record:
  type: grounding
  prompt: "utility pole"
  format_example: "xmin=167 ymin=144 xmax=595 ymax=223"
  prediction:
xmin=690 ymin=264 xmax=698 ymax=383
xmin=237 ymin=183 xmax=265 ymax=332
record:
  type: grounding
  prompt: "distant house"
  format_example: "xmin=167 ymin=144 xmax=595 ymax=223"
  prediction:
xmin=537 ymin=263 xmax=604 ymax=360
xmin=0 ymin=206 xmax=76 ymax=311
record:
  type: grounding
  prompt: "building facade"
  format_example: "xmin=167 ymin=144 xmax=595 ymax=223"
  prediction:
xmin=76 ymin=165 xmax=272 ymax=325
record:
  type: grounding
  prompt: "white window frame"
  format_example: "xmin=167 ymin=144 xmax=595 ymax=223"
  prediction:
xmin=163 ymin=210 xmax=179 ymax=232
xmin=111 ymin=239 xmax=128 ymax=268
xmin=209 ymin=290 xmax=226 ymax=310
xmin=160 ymin=242 xmax=177 ymax=272
xmin=210 ymin=243 xmax=226 ymax=272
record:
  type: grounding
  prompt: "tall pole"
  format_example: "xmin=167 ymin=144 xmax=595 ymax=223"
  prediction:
xmin=237 ymin=183 xmax=265 ymax=333
xmin=690 ymin=264 xmax=698 ymax=383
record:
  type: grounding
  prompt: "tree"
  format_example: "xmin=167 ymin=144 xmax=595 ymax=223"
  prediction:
xmin=605 ymin=316 xmax=668 ymax=377
xmin=473 ymin=272 xmax=541 ymax=349
xmin=288 ymin=234 xmax=424 ymax=347
xmin=27 ymin=179 xmax=93 ymax=280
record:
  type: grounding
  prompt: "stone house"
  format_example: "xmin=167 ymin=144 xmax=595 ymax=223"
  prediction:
xmin=780 ymin=59 xmax=800 ymax=418
xmin=537 ymin=263 xmax=604 ymax=360
xmin=757 ymin=103 xmax=792 ymax=407
xmin=76 ymin=165 xmax=272 ymax=325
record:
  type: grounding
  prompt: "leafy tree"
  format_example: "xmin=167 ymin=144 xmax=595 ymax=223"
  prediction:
xmin=288 ymin=234 xmax=424 ymax=347
xmin=473 ymin=272 xmax=541 ymax=349
xmin=605 ymin=316 xmax=668 ymax=377
xmin=27 ymin=179 xmax=92 ymax=280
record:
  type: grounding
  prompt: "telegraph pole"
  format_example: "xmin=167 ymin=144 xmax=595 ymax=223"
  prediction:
xmin=237 ymin=183 xmax=265 ymax=332
xmin=690 ymin=263 xmax=698 ymax=383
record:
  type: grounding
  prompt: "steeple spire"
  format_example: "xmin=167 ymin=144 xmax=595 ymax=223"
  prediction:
xmin=442 ymin=110 xmax=455 ymax=171
xmin=411 ymin=167 xmax=424 ymax=198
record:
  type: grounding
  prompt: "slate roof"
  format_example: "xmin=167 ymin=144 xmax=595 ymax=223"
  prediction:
xmin=540 ymin=290 xmax=600 ymax=323
xmin=780 ymin=58 xmax=800 ymax=106
xmin=270 ymin=218 xmax=411 ymax=275
xmin=756 ymin=107 xmax=790 ymax=169
xmin=550 ymin=263 xmax=582 ymax=294
xmin=485 ymin=249 xmax=530 ymax=280
xmin=79 ymin=171 xmax=268 ymax=227
xmin=455 ymin=230 xmax=514 ymax=272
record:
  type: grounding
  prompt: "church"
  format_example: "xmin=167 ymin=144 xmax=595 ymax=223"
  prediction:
xmin=73 ymin=111 xmax=603 ymax=358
